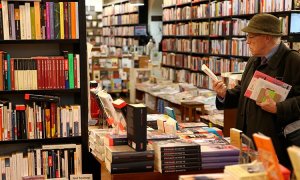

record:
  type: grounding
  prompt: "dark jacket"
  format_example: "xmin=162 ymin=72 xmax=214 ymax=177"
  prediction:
xmin=216 ymin=42 xmax=300 ymax=167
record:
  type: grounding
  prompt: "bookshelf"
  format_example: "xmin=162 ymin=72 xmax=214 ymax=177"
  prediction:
xmin=161 ymin=0 xmax=298 ymax=89
xmin=86 ymin=11 xmax=103 ymax=46
xmin=0 ymin=0 xmax=99 ymax=178
xmin=102 ymin=0 xmax=148 ymax=48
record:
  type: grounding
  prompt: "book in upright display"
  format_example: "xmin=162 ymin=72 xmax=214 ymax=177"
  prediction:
xmin=126 ymin=104 xmax=147 ymax=151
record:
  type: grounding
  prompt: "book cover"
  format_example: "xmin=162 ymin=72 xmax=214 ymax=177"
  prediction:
xmin=244 ymin=70 xmax=292 ymax=102
xmin=178 ymin=122 xmax=208 ymax=128
xmin=126 ymin=104 xmax=147 ymax=151
xmin=200 ymin=144 xmax=240 ymax=157
xmin=104 ymin=133 xmax=128 ymax=146
xmin=253 ymin=133 xmax=284 ymax=180
xmin=287 ymin=145 xmax=300 ymax=179
xmin=105 ymin=158 xmax=154 ymax=174
xmin=105 ymin=145 xmax=154 ymax=163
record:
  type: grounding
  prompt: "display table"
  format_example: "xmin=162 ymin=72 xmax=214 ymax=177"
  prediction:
xmin=100 ymin=161 xmax=223 ymax=180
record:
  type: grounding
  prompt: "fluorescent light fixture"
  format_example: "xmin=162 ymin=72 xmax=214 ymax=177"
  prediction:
xmin=129 ymin=0 xmax=144 ymax=6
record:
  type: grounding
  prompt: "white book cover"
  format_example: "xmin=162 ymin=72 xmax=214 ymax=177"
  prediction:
xmin=64 ymin=150 xmax=69 ymax=179
xmin=1 ymin=0 xmax=9 ymax=40
xmin=35 ymin=149 xmax=41 ymax=175
xmin=24 ymin=2 xmax=31 ymax=39
xmin=19 ymin=5 xmax=26 ymax=40
xmin=23 ymin=157 xmax=28 ymax=177
xmin=42 ymin=143 xmax=77 ymax=150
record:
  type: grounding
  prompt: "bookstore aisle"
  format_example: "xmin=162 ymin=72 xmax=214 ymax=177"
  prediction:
xmin=86 ymin=0 xmax=300 ymax=179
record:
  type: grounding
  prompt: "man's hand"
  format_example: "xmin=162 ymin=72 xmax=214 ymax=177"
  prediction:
xmin=256 ymin=92 xmax=277 ymax=113
xmin=212 ymin=80 xmax=227 ymax=98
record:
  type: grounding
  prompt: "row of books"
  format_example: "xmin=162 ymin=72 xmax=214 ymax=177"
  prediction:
xmin=260 ymin=0 xmax=292 ymax=13
xmin=0 ymin=1 xmax=79 ymax=40
xmin=163 ymin=16 xmax=287 ymax=36
xmin=163 ymin=0 xmax=193 ymax=7
xmin=231 ymin=38 xmax=251 ymax=57
xmin=102 ymin=14 xmax=139 ymax=26
xmin=0 ymin=144 xmax=81 ymax=179
xmin=0 ymin=101 xmax=81 ymax=141
xmin=0 ymin=51 xmax=80 ymax=91
xmin=161 ymin=67 xmax=216 ymax=89
xmin=163 ymin=0 xmax=294 ymax=21
xmin=162 ymin=53 xmax=247 ymax=73
xmin=103 ymin=26 xmax=135 ymax=36
xmin=102 ymin=37 xmax=139 ymax=47
xmin=103 ymin=2 xmax=138 ymax=16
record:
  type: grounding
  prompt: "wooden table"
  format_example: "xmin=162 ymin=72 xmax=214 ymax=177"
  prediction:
xmin=100 ymin=161 xmax=223 ymax=180
xmin=181 ymin=101 xmax=205 ymax=122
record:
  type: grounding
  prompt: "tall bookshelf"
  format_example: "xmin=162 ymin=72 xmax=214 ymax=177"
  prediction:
xmin=102 ymin=0 xmax=148 ymax=48
xmin=0 ymin=0 xmax=99 ymax=178
xmin=86 ymin=11 xmax=103 ymax=46
xmin=161 ymin=0 xmax=298 ymax=89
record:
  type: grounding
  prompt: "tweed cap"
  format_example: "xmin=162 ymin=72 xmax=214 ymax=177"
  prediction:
xmin=242 ymin=13 xmax=283 ymax=36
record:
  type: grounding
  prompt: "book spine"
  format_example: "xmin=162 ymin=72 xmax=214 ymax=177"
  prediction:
xmin=0 ymin=4 xmax=4 ymax=40
xmin=54 ymin=2 xmax=60 ymax=39
xmin=68 ymin=53 xmax=74 ymax=89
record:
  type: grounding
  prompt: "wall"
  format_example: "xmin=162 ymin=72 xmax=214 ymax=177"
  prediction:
xmin=86 ymin=0 xmax=103 ymax=12
xmin=148 ymin=0 xmax=163 ymax=48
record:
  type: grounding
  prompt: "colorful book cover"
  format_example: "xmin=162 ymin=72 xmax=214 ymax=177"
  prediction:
xmin=244 ymin=70 xmax=292 ymax=102
xmin=253 ymin=133 xmax=284 ymax=180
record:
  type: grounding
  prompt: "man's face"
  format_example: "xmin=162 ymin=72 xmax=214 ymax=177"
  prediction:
xmin=246 ymin=33 xmax=268 ymax=56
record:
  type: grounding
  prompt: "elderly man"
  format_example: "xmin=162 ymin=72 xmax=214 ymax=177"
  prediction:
xmin=213 ymin=13 xmax=300 ymax=169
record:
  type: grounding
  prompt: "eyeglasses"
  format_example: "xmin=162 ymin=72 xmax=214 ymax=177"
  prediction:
xmin=246 ymin=34 xmax=261 ymax=39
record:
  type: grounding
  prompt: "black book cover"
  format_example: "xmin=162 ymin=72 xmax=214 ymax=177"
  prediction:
xmin=53 ymin=2 xmax=60 ymax=39
xmin=0 ymin=4 xmax=4 ymax=40
xmin=68 ymin=149 xmax=74 ymax=178
xmin=126 ymin=104 xmax=147 ymax=151
xmin=106 ymin=145 xmax=154 ymax=164
xmin=16 ymin=104 xmax=27 ymax=139
xmin=106 ymin=160 xmax=154 ymax=174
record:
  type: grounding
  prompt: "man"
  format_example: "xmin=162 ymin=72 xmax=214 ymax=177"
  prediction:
xmin=213 ymin=13 xmax=300 ymax=168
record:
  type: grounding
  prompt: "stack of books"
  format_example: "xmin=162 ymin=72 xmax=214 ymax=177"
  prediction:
xmin=89 ymin=128 xmax=110 ymax=161
xmin=199 ymin=140 xmax=240 ymax=169
xmin=105 ymin=145 xmax=154 ymax=174
xmin=152 ymin=139 xmax=201 ymax=173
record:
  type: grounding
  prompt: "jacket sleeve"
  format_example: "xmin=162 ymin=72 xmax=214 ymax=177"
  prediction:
xmin=276 ymin=51 xmax=300 ymax=125
xmin=216 ymin=57 xmax=255 ymax=110
xmin=216 ymin=85 xmax=241 ymax=110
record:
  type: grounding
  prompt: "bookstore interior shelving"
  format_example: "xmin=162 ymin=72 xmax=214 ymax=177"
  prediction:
xmin=102 ymin=0 xmax=148 ymax=48
xmin=86 ymin=10 xmax=103 ymax=46
xmin=161 ymin=0 xmax=299 ymax=90
xmin=0 ymin=0 xmax=100 ymax=179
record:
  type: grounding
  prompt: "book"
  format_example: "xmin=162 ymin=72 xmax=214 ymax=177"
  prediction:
xmin=287 ymin=146 xmax=300 ymax=179
xmin=24 ymin=94 xmax=60 ymax=103
xmin=244 ymin=71 xmax=292 ymax=103
xmin=253 ymin=133 xmax=285 ymax=180
xmin=179 ymin=173 xmax=224 ymax=180
xmin=178 ymin=122 xmax=208 ymax=128
xmin=105 ymin=145 xmax=154 ymax=164
xmin=201 ymin=64 xmax=218 ymax=81
xmin=105 ymin=158 xmax=154 ymax=174
xmin=126 ymin=104 xmax=147 ymax=151
xmin=104 ymin=133 xmax=128 ymax=146
xmin=230 ymin=128 xmax=242 ymax=149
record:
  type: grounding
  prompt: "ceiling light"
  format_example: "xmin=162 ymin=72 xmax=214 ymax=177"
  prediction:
xmin=129 ymin=0 xmax=144 ymax=6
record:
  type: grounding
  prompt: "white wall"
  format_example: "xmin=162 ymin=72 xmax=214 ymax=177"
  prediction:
xmin=86 ymin=0 xmax=103 ymax=12
xmin=148 ymin=0 xmax=163 ymax=48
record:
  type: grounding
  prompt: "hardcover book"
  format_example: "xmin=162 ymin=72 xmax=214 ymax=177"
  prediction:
xmin=126 ymin=104 xmax=147 ymax=151
xmin=105 ymin=145 xmax=154 ymax=163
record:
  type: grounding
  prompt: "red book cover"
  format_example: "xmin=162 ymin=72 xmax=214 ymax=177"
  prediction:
xmin=35 ymin=57 xmax=41 ymax=89
xmin=60 ymin=57 xmax=65 ymax=89
xmin=51 ymin=57 xmax=57 ymax=89
xmin=10 ymin=58 xmax=15 ymax=90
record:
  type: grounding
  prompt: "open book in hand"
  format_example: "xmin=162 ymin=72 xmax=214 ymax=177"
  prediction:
xmin=244 ymin=71 xmax=292 ymax=102
xmin=201 ymin=64 xmax=218 ymax=81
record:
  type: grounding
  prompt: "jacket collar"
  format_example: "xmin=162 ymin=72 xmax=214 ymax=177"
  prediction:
xmin=267 ymin=42 xmax=290 ymax=70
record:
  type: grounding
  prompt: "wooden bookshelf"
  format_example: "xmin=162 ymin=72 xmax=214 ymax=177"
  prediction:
xmin=161 ymin=0 xmax=296 ymax=89
xmin=101 ymin=0 xmax=148 ymax=47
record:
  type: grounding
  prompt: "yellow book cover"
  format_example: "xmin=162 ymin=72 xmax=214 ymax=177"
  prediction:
xmin=59 ymin=2 xmax=64 ymax=39
xmin=34 ymin=1 xmax=41 ymax=39
xmin=287 ymin=146 xmax=300 ymax=179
